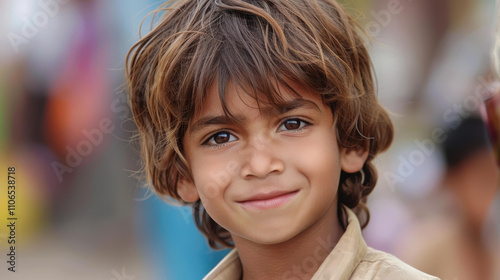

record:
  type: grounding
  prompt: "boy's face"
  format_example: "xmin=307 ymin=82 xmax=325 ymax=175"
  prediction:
xmin=179 ymin=82 xmax=367 ymax=245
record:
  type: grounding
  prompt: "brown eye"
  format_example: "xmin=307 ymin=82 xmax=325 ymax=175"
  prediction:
xmin=204 ymin=131 xmax=237 ymax=146
xmin=278 ymin=118 xmax=310 ymax=132
xmin=213 ymin=132 xmax=230 ymax=144
xmin=284 ymin=119 xmax=300 ymax=130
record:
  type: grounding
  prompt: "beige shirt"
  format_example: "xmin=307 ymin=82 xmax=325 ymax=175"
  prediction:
xmin=203 ymin=208 xmax=439 ymax=280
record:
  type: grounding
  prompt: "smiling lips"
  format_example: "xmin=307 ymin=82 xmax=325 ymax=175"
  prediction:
xmin=237 ymin=190 xmax=299 ymax=210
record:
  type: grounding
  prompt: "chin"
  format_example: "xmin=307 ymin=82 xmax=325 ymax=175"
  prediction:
xmin=235 ymin=223 xmax=303 ymax=246
xmin=244 ymin=232 xmax=296 ymax=245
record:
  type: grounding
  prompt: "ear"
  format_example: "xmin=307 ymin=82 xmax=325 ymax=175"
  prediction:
xmin=340 ymin=147 xmax=369 ymax=173
xmin=177 ymin=177 xmax=200 ymax=202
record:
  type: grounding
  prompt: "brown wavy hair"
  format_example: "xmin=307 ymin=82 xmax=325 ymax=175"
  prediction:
xmin=126 ymin=0 xmax=393 ymax=249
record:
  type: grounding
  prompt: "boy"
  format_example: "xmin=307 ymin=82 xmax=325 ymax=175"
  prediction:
xmin=126 ymin=0 xmax=439 ymax=279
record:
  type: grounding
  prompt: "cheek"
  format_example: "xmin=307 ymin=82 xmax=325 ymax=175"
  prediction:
xmin=189 ymin=154 xmax=238 ymax=211
xmin=293 ymin=128 xmax=341 ymax=184
xmin=189 ymin=155 xmax=239 ymax=231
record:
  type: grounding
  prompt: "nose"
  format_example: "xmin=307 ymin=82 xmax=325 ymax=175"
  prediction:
xmin=239 ymin=142 xmax=285 ymax=179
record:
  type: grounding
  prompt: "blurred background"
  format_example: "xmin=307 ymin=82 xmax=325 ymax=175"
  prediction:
xmin=0 ymin=0 xmax=498 ymax=279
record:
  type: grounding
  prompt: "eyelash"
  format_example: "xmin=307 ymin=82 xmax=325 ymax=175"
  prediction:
xmin=202 ymin=130 xmax=237 ymax=148
xmin=202 ymin=118 xmax=311 ymax=148
xmin=277 ymin=118 xmax=311 ymax=133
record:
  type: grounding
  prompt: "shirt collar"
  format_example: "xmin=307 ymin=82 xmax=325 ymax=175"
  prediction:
xmin=311 ymin=207 xmax=367 ymax=279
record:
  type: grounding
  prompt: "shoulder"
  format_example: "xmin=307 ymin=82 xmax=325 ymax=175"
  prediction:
xmin=350 ymin=246 xmax=441 ymax=280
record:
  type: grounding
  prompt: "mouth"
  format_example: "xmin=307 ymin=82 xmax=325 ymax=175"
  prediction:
xmin=237 ymin=190 xmax=299 ymax=210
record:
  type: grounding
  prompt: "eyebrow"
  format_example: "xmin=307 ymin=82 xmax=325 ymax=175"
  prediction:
xmin=189 ymin=99 xmax=322 ymax=136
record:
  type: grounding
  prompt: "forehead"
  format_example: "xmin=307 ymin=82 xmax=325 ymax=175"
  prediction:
xmin=192 ymin=81 xmax=324 ymax=122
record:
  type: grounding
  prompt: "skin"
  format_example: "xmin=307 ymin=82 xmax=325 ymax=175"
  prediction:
xmin=179 ymin=82 xmax=368 ymax=280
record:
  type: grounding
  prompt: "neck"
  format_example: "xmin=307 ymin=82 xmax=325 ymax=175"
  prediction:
xmin=232 ymin=205 xmax=344 ymax=280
